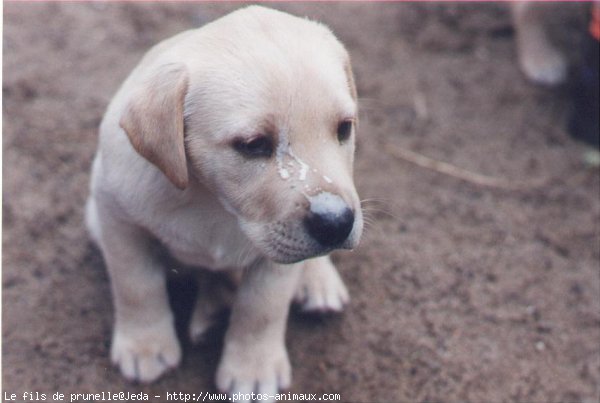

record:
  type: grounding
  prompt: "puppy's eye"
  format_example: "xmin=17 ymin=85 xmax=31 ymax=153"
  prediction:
xmin=337 ymin=120 xmax=353 ymax=144
xmin=233 ymin=135 xmax=274 ymax=159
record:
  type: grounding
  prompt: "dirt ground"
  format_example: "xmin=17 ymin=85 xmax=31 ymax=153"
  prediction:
xmin=3 ymin=2 xmax=599 ymax=402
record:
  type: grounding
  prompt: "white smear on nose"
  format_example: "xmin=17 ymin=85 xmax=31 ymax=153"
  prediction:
xmin=308 ymin=192 xmax=347 ymax=216
xmin=274 ymin=131 xmax=319 ymax=183
xmin=276 ymin=129 xmax=291 ymax=180
xmin=299 ymin=163 xmax=309 ymax=181
xmin=288 ymin=146 xmax=310 ymax=181
xmin=323 ymin=175 xmax=333 ymax=184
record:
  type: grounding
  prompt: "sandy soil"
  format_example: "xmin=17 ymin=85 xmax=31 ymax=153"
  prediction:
xmin=3 ymin=2 xmax=599 ymax=402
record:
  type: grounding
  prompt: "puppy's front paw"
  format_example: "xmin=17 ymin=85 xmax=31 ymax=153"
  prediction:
xmin=111 ymin=318 xmax=181 ymax=383
xmin=216 ymin=341 xmax=291 ymax=401
xmin=294 ymin=257 xmax=349 ymax=313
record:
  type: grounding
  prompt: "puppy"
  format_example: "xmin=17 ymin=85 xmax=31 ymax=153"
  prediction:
xmin=511 ymin=1 xmax=568 ymax=85
xmin=86 ymin=5 xmax=362 ymax=397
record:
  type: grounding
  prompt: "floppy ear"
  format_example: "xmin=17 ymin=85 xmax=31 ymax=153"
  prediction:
xmin=120 ymin=63 xmax=189 ymax=189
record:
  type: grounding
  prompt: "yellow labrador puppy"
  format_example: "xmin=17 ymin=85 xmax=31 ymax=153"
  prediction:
xmin=86 ymin=5 xmax=362 ymax=397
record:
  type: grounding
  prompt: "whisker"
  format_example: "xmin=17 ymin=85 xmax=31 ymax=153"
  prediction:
xmin=359 ymin=210 xmax=387 ymax=239
xmin=361 ymin=206 xmax=401 ymax=221
xmin=359 ymin=222 xmax=383 ymax=241
xmin=360 ymin=198 xmax=395 ymax=206
xmin=360 ymin=197 xmax=401 ymax=220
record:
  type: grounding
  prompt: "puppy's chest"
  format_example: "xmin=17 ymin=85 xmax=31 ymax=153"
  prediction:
xmin=150 ymin=210 xmax=258 ymax=270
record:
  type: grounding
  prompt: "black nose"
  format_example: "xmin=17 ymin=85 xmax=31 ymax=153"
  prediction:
xmin=304 ymin=207 xmax=355 ymax=248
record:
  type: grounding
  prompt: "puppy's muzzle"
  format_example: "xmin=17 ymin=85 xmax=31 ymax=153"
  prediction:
xmin=304 ymin=192 xmax=355 ymax=249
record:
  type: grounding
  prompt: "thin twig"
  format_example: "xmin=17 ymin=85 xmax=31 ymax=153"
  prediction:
xmin=386 ymin=144 xmax=549 ymax=190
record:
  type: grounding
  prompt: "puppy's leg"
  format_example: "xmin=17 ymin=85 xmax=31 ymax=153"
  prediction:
xmin=511 ymin=1 xmax=567 ymax=85
xmin=95 ymin=200 xmax=181 ymax=383
xmin=216 ymin=262 xmax=301 ymax=398
xmin=293 ymin=255 xmax=350 ymax=313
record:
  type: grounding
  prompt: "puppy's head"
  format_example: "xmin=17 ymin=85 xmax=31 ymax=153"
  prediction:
xmin=120 ymin=6 xmax=362 ymax=264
